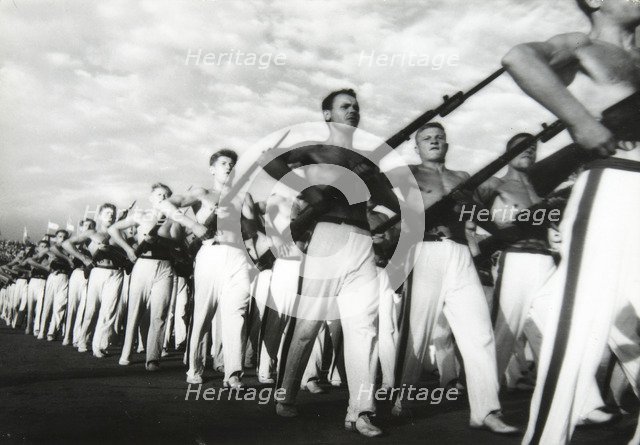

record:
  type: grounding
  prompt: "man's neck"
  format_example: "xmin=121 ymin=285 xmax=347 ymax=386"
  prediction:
xmin=326 ymin=125 xmax=354 ymax=149
xmin=591 ymin=16 xmax=636 ymax=50
xmin=420 ymin=160 xmax=446 ymax=172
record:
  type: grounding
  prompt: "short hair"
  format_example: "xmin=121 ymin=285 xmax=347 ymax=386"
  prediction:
xmin=81 ymin=218 xmax=96 ymax=230
xmin=38 ymin=239 xmax=50 ymax=247
xmin=151 ymin=182 xmax=173 ymax=197
xmin=98 ymin=203 xmax=117 ymax=215
xmin=209 ymin=149 xmax=238 ymax=166
xmin=415 ymin=122 xmax=446 ymax=141
xmin=55 ymin=229 xmax=69 ymax=238
xmin=507 ymin=132 xmax=536 ymax=152
xmin=321 ymin=89 xmax=357 ymax=111
xmin=576 ymin=0 xmax=598 ymax=16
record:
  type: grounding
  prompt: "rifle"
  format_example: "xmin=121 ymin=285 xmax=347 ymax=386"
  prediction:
xmin=372 ymin=90 xmax=640 ymax=237
xmin=290 ymin=68 xmax=507 ymax=237
xmin=528 ymin=90 xmax=640 ymax=196
xmin=371 ymin=120 xmax=566 ymax=236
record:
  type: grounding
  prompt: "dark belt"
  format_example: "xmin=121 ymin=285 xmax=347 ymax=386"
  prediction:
xmin=95 ymin=264 xmax=122 ymax=271
xmin=422 ymin=234 xmax=467 ymax=245
xmin=316 ymin=216 xmax=370 ymax=232
xmin=138 ymin=254 xmax=173 ymax=261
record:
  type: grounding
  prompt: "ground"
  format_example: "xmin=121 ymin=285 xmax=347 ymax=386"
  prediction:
xmin=0 ymin=324 xmax=636 ymax=444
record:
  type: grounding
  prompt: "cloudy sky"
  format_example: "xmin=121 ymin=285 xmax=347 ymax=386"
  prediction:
xmin=0 ymin=0 xmax=588 ymax=241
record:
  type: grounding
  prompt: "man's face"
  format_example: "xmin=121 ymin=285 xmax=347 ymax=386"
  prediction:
xmin=55 ymin=231 xmax=68 ymax=245
xmin=124 ymin=226 xmax=137 ymax=238
xmin=37 ymin=242 xmax=48 ymax=253
xmin=80 ymin=221 xmax=92 ymax=233
xmin=324 ymin=94 xmax=360 ymax=128
xmin=416 ymin=127 xmax=448 ymax=162
xmin=508 ymin=141 xmax=537 ymax=171
xmin=149 ymin=187 xmax=170 ymax=206
xmin=209 ymin=156 xmax=235 ymax=182
xmin=99 ymin=207 xmax=115 ymax=228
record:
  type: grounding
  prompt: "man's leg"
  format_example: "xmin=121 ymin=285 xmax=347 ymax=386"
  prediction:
xmin=72 ymin=274 xmax=88 ymax=346
xmin=119 ymin=261 xmax=147 ymax=364
xmin=92 ymin=269 xmax=123 ymax=356
xmin=145 ymin=260 xmax=173 ymax=366
xmin=64 ymin=270 xmax=82 ymax=345
xmin=37 ymin=276 xmax=55 ymax=340
xmin=173 ymin=276 xmax=190 ymax=349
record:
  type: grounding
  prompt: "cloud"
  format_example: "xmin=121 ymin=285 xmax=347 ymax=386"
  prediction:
xmin=0 ymin=0 xmax=590 ymax=239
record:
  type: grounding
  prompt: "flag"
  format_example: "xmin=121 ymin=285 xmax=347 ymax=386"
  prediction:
xmin=46 ymin=221 xmax=59 ymax=233
xmin=66 ymin=216 xmax=75 ymax=233
xmin=22 ymin=226 xmax=30 ymax=243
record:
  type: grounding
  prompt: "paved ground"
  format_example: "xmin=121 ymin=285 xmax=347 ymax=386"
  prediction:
xmin=0 ymin=324 xmax=637 ymax=444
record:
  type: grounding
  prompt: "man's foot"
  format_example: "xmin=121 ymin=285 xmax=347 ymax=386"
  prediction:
xmin=345 ymin=413 xmax=383 ymax=438
xmin=330 ymin=379 xmax=342 ymax=387
xmin=93 ymin=350 xmax=107 ymax=358
xmin=25 ymin=329 xmax=31 ymax=335
xmin=577 ymin=408 xmax=620 ymax=426
xmin=37 ymin=334 xmax=44 ymax=340
xmin=214 ymin=365 xmax=225 ymax=373
xmin=391 ymin=404 xmax=413 ymax=418
xmin=118 ymin=358 xmax=131 ymax=366
xmin=224 ymin=374 xmax=243 ymax=389
xmin=161 ymin=349 xmax=169 ymax=358
xmin=303 ymin=380 xmax=326 ymax=394
xmin=276 ymin=402 xmax=298 ymax=418
xmin=186 ymin=374 xmax=203 ymax=385
xmin=471 ymin=411 xmax=520 ymax=435
xmin=77 ymin=345 xmax=88 ymax=353
xmin=258 ymin=375 xmax=275 ymax=384
xmin=146 ymin=361 xmax=160 ymax=372
xmin=46 ymin=335 xmax=54 ymax=342
xmin=62 ymin=339 xmax=70 ymax=346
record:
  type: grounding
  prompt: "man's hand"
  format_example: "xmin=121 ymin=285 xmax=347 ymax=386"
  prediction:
xmin=617 ymin=140 xmax=640 ymax=152
xmin=191 ymin=223 xmax=208 ymax=239
xmin=569 ymin=118 xmax=616 ymax=157
xmin=126 ymin=248 xmax=137 ymax=264
xmin=216 ymin=205 xmax=231 ymax=220
xmin=81 ymin=255 xmax=94 ymax=267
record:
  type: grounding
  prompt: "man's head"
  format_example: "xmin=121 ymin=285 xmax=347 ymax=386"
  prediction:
xmin=415 ymin=122 xmax=448 ymax=163
xmin=577 ymin=0 xmax=640 ymax=26
xmin=209 ymin=149 xmax=237 ymax=182
xmin=150 ymin=183 xmax=173 ymax=205
xmin=54 ymin=229 xmax=70 ymax=245
xmin=98 ymin=203 xmax=117 ymax=228
xmin=80 ymin=218 xmax=96 ymax=232
xmin=507 ymin=133 xmax=537 ymax=171
xmin=37 ymin=239 xmax=50 ymax=253
xmin=322 ymin=89 xmax=360 ymax=128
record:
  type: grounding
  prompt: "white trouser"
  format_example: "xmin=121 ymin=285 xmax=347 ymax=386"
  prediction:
xmin=26 ymin=278 xmax=46 ymax=334
xmin=12 ymin=278 xmax=29 ymax=328
xmin=395 ymin=239 xmax=500 ymax=426
xmin=491 ymin=249 xmax=556 ymax=382
xmin=116 ymin=272 xmax=130 ymax=335
xmin=120 ymin=258 xmax=174 ymax=364
xmin=377 ymin=267 xmax=400 ymax=389
xmin=164 ymin=275 xmax=190 ymax=350
xmin=187 ymin=243 xmax=251 ymax=382
xmin=524 ymin=166 xmax=640 ymax=445
xmin=64 ymin=269 xmax=87 ymax=345
xmin=255 ymin=260 xmax=327 ymax=383
xmin=78 ymin=267 xmax=124 ymax=354
xmin=39 ymin=273 xmax=69 ymax=339
xmin=32 ymin=275 xmax=49 ymax=336
xmin=277 ymin=222 xmax=380 ymax=420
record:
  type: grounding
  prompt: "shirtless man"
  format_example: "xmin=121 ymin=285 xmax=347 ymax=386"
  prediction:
xmin=157 ymin=149 xmax=258 ymax=388
xmin=263 ymin=89 xmax=400 ymax=437
xmin=37 ymin=229 xmax=72 ymax=341
xmin=501 ymin=0 xmax=640 ymax=442
xmin=390 ymin=122 xmax=517 ymax=434
xmin=62 ymin=203 xmax=125 ymax=357
xmin=63 ymin=218 xmax=95 ymax=346
xmin=109 ymin=183 xmax=179 ymax=371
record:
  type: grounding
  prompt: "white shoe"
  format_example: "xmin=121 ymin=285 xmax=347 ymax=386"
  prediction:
xmin=345 ymin=413 xmax=383 ymax=437
xmin=224 ymin=375 xmax=243 ymax=389
xmin=118 ymin=358 xmax=131 ymax=366
xmin=186 ymin=374 xmax=203 ymax=385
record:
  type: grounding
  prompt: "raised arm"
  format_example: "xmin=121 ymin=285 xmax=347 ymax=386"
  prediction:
xmin=502 ymin=33 xmax=615 ymax=155
xmin=155 ymin=198 xmax=207 ymax=239
xmin=107 ymin=216 xmax=139 ymax=263
xmin=61 ymin=230 xmax=96 ymax=266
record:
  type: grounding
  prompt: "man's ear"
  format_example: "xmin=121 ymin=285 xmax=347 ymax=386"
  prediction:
xmin=209 ymin=165 xmax=216 ymax=175
xmin=323 ymin=110 xmax=332 ymax=122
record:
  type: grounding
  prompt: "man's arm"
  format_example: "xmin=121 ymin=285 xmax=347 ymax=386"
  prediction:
xmin=155 ymin=199 xmax=207 ymax=238
xmin=474 ymin=177 xmax=502 ymax=206
xmin=107 ymin=216 xmax=139 ymax=263
xmin=25 ymin=251 xmax=50 ymax=272
xmin=61 ymin=230 xmax=96 ymax=266
xmin=502 ymin=33 xmax=616 ymax=155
